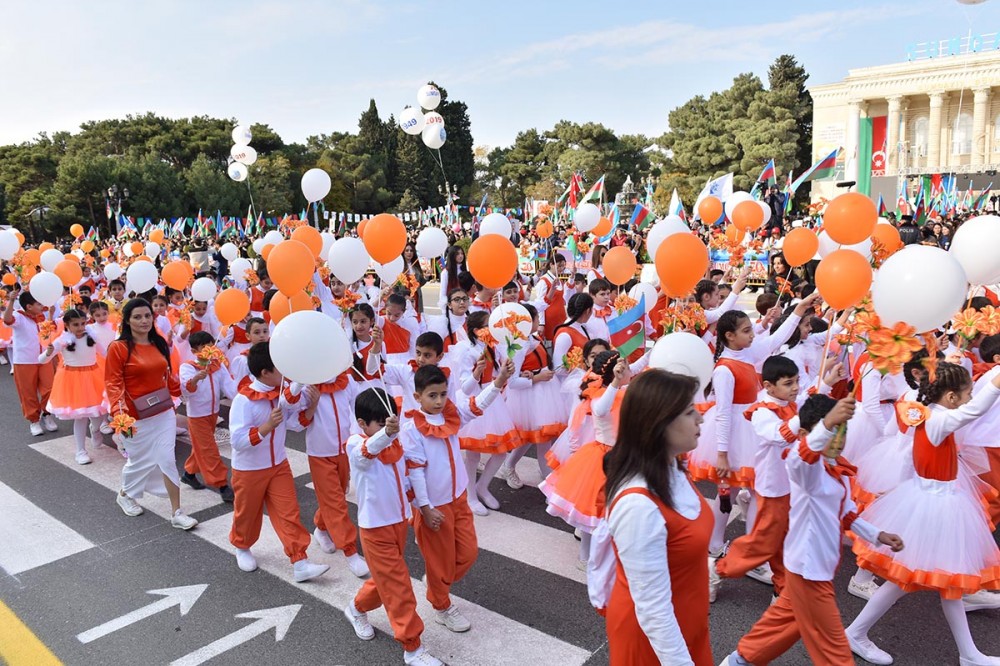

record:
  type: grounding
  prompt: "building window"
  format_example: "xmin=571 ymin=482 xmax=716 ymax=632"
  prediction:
xmin=952 ymin=112 xmax=973 ymax=155
xmin=913 ymin=116 xmax=929 ymax=156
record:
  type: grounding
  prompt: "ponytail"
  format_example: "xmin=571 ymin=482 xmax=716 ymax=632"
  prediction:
xmin=553 ymin=293 xmax=594 ymax=339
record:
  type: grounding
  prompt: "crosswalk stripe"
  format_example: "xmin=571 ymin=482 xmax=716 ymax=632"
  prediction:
xmin=0 ymin=479 xmax=94 ymax=575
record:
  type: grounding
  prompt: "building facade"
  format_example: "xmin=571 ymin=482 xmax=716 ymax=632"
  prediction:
xmin=809 ymin=47 xmax=1000 ymax=205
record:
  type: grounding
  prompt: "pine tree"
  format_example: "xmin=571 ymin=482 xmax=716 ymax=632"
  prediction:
xmin=768 ymin=55 xmax=812 ymax=182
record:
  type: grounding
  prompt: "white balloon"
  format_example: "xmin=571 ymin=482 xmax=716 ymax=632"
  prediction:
xmin=399 ymin=107 xmax=426 ymax=135
xmin=421 ymin=125 xmax=446 ymax=150
xmin=263 ymin=230 xmax=284 ymax=247
xmin=104 ymin=263 xmax=123 ymax=281
xmin=488 ymin=303 xmax=532 ymax=341
xmin=252 ymin=238 xmax=265 ymax=254
xmin=423 ymin=111 xmax=444 ymax=127
xmin=40 ymin=248 xmax=63 ymax=272
xmin=144 ymin=242 xmax=161 ymax=259
xmin=230 ymin=145 xmax=257 ymax=166
xmin=416 ymin=227 xmax=448 ymax=258
xmin=319 ymin=232 xmax=336 ymax=261
xmin=417 ymin=84 xmax=442 ymax=110
xmin=948 ymin=214 xmax=1000 ymax=285
xmin=28 ymin=271 xmax=63 ymax=307
xmin=480 ymin=213 xmax=512 ymax=238
xmin=227 ymin=161 xmax=248 ymax=182
xmin=843 ymin=237 xmax=872 ymax=261
xmin=271 ymin=310 xmax=352 ymax=385
xmin=649 ymin=332 xmax=715 ymax=396
xmin=645 ymin=216 xmax=688 ymax=258
xmin=123 ymin=243 xmax=135 ymax=258
xmin=757 ymin=200 xmax=772 ymax=226
xmin=232 ymin=125 xmax=253 ymax=146
xmin=817 ymin=230 xmax=840 ymax=258
xmin=374 ymin=256 xmax=404 ymax=283
xmin=873 ymin=245 xmax=968 ymax=333
xmin=0 ymin=230 xmax=18 ymax=260
xmin=628 ymin=282 xmax=658 ymax=314
xmin=191 ymin=277 xmax=218 ymax=302
xmin=126 ymin=261 xmax=158 ymax=293
xmin=230 ymin=258 xmax=252 ymax=280
xmin=575 ymin=203 xmax=601 ymax=233
xmin=301 ymin=168 xmax=332 ymax=202
xmin=220 ymin=242 xmax=239 ymax=262
xmin=724 ymin=191 xmax=754 ymax=220
xmin=328 ymin=237 xmax=369 ymax=284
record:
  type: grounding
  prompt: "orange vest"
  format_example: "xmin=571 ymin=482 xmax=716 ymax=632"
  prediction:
xmin=717 ymin=357 xmax=761 ymax=404
xmin=913 ymin=424 xmax=957 ymax=482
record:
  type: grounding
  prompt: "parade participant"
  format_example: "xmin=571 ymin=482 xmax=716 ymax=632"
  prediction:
xmin=586 ymin=279 xmax=614 ymax=343
xmin=179 ymin=331 xmax=237 ymax=502
xmin=105 ymin=299 xmax=197 ymax=528
xmin=436 ymin=244 xmax=466 ymax=312
xmin=380 ymin=332 xmax=455 ymax=415
xmin=401 ymin=241 xmax=427 ymax=314
xmin=721 ymin=394 xmax=903 ymax=666
xmin=380 ymin=293 xmax=422 ymax=366
xmin=963 ymin=333 xmax=1000 ymax=525
xmin=102 ymin=279 xmax=127 ymax=324
xmin=468 ymin=283 xmax=496 ymax=314
xmin=535 ymin=253 xmax=568 ymax=342
xmin=547 ymin=338 xmax=612 ymax=470
xmin=403 ymin=361 xmax=513 ymax=632
xmin=343 ymin=389 xmax=445 ymax=666
xmin=586 ymin=244 xmax=606 ymax=284
xmin=427 ymin=288 xmax=470 ymax=368
xmin=552 ymin=293 xmax=594 ymax=384
xmin=39 ymin=308 xmax=109 ymax=464
xmin=603 ymin=370 xmax=712 ymax=666
xmin=248 ymin=268 xmax=272 ymax=317
xmin=227 ymin=341 xmax=329 ymax=581
xmin=3 ymin=291 xmax=58 ymax=435
xmin=229 ymin=317 xmax=269 ymax=387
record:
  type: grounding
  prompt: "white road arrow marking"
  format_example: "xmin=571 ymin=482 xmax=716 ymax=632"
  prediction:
xmin=169 ymin=604 xmax=302 ymax=666
xmin=76 ymin=584 xmax=208 ymax=644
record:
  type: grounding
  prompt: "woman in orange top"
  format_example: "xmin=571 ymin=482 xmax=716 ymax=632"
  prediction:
xmin=106 ymin=299 xmax=197 ymax=529
xmin=603 ymin=369 xmax=713 ymax=665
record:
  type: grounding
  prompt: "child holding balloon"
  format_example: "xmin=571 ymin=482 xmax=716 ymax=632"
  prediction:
xmin=3 ymin=291 xmax=58 ymax=436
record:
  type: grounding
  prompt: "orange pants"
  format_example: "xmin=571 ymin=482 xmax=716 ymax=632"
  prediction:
xmin=412 ymin=492 xmax=478 ymax=611
xmin=980 ymin=448 xmax=1000 ymax=526
xmin=310 ymin=454 xmax=358 ymax=556
xmin=354 ymin=521 xmax=423 ymax=652
xmin=184 ymin=414 xmax=229 ymax=488
xmin=716 ymin=493 xmax=789 ymax=596
xmin=13 ymin=362 xmax=55 ymax=423
xmin=230 ymin=460 xmax=310 ymax=563
xmin=736 ymin=572 xmax=852 ymax=666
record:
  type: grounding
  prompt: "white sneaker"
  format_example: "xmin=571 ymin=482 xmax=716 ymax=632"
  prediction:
xmin=75 ymin=450 xmax=92 ymax=465
xmin=29 ymin=421 xmax=44 ymax=437
xmin=171 ymin=510 xmax=198 ymax=530
xmin=848 ymin=575 xmax=881 ymax=601
xmin=116 ymin=491 xmax=143 ymax=516
xmin=477 ymin=487 xmax=500 ymax=510
xmin=576 ymin=558 xmax=588 ymax=572
xmin=293 ymin=559 xmax=329 ymax=582
xmin=708 ymin=555 xmax=722 ymax=603
xmin=99 ymin=421 xmax=113 ymax=435
xmin=343 ymin=602 xmax=375 ymax=640
xmin=847 ymin=632 xmax=894 ymax=665
xmin=467 ymin=496 xmax=489 ymax=516
xmin=435 ymin=604 xmax=471 ymax=633
xmin=960 ymin=656 xmax=1000 ymax=666
xmin=746 ymin=563 xmax=774 ymax=585
xmin=345 ymin=553 xmax=370 ymax=578
xmin=0 ymin=355 xmax=8 ymax=365
xmin=404 ymin=647 xmax=445 ymax=666
xmin=313 ymin=527 xmax=336 ymax=554
xmin=498 ymin=464 xmax=523 ymax=490
xmin=42 ymin=414 xmax=58 ymax=432
xmin=964 ymin=589 xmax=1000 ymax=612
xmin=236 ymin=548 xmax=258 ymax=572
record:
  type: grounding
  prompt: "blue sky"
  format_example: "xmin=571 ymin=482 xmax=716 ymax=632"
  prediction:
xmin=1 ymin=0 xmax=996 ymax=150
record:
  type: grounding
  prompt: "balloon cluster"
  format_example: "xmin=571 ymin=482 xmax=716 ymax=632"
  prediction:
xmin=398 ymin=83 xmax=447 ymax=150
xmin=227 ymin=124 xmax=256 ymax=182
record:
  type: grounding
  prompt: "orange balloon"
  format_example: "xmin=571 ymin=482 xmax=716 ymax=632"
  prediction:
xmin=698 ymin=196 xmax=723 ymax=224
xmin=871 ymin=224 xmax=902 ymax=254
xmin=39 ymin=242 xmax=54 ymax=253
xmin=266 ymin=240 xmax=315 ymax=296
xmin=602 ymin=246 xmax=638 ymax=285
xmin=81 ymin=240 xmax=95 ymax=253
xmin=291 ymin=225 xmax=323 ymax=258
xmin=63 ymin=252 xmax=77 ymax=261
xmin=134 ymin=255 xmax=152 ymax=263
xmin=815 ymin=249 xmax=872 ymax=310
xmin=782 ymin=228 xmax=819 ymax=267
xmin=731 ymin=200 xmax=764 ymax=232
xmin=2 ymin=273 xmax=16 ymax=286
xmin=468 ymin=234 xmax=518 ymax=289
xmin=161 ymin=260 xmax=193 ymax=290
xmin=537 ymin=220 xmax=553 ymax=239
xmin=592 ymin=216 xmax=613 ymax=238
xmin=14 ymin=232 xmax=24 ymax=246
xmin=655 ymin=234 xmax=709 ymax=297
xmin=149 ymin=229 xmax=164 ymax=244
xmin=214 ymin=289 xmax=251 ymax=326
xmin=23 ymin=248 xmax=40 ymax=266
xmin=99 ymin=248 xmax=111 ymax=259
xmin=823 ymin=192 xmax=877 ymax=245
xmin=269 ymin=290 xmax=314 ymax=324
xmin=724 ymin=225 xmax=743 ymax=243
xmin=54 ymin=259 xmax=83 ymax=287
xmin=130 ymin=241 xmax=143 ymax=256
xmin=357 ymin=218 xmax=369 ymax=238
xmin=70 ymin=223 xmax=84 ymax=238
xmin=363 ymin=214 xmax=407 ymax=264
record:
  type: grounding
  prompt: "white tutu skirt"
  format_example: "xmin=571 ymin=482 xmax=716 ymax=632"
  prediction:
xmin=852 ymin=431 xmax=914 ymax=508
xmin=506 ymin=377 xmax=569 ymax=445
xmin=853 ymin=475 xmax=1000 ymax=599
xmin=120 ymin=409 xmax=180 ymax=499
xmin=547 ymin=414 xmax=594 ymax=470
xmin=559 ymin=369 xmax=585 ymax=414
xmin=687 ymin=403 xmax=756 ymax=487
xmin=458 ymin=387 xmax=522 ymax=454
xmin=844 ymin=403 xmax=893 ymax=461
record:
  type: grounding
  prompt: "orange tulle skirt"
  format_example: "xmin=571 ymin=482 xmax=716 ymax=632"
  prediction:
xmin=539 ymin=441 xmax=610 ymax=532
xmin=47 ymin=364 xmax=109 ymax=419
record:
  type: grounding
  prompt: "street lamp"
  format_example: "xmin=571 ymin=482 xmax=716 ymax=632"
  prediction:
xmin=26 ymin=205 xmax=50 ymax=243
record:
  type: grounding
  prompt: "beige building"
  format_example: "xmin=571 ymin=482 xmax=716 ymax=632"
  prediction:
xmin=809 ymin=47 xmax=1000 ymax=204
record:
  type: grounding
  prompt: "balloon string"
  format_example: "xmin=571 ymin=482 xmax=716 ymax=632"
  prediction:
xmin=245 ymin=174 xmax=257 ymax=227
xmin=815 ymin=320 xmax=836 ymax=390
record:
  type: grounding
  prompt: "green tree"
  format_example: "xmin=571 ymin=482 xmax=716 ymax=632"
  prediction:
xmin=768 ymin=55 xmax=812 ymax=180
xmin=431 ymin=83 xmax=475 ymax=201
xmin=395 ymin=188 xmax=422 ymax=214
xmin=184 ymin=153 xmax=245 ymax=214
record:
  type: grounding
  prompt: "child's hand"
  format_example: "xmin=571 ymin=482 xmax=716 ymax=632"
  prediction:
xmin=261 ymin=406 xmax=283 ymax=434
xmin=384 ymin=415 xmax=400 ymax=437
xmin=496 ymin=358 xmax=515 ymax=384
xmin=878 ymin=532 xmax=904 ymax=552
xmin=46 ymin=343 xmax=54 ymax=356
xmin=302 ymin=385 xmax=320 ymax=404
xmin=193 ymin=369 xmax=208 ymax=382
xmin=534 ymin=368 xmax=554 ymax=382
xmin=793 ymin=292 xmax=823 ymax=316
xmin=112 ymin=432 xmax=126 ymax=454
xmin=611 ymin=358 xmax=629 ymax=387
xmin=473 ymin=356 xmax=487 ymax=380
xmin=371 ymin=326 xmax=383 ymax=348
xmin=822 ymin=361 xmax=844 ymax=388
xmin=822 ymin=396 xmax=856 ymax=430
xmin=715 ymin=452 xmax=730 ymax=479
xmin=420 ymin=505 xmax=445 ymax=531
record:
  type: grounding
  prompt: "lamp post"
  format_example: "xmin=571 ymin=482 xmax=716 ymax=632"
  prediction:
xmin=106 ymin=184 xmax=129 ymax=238
xmin=26 ymin=205 xmax=50 ymax=243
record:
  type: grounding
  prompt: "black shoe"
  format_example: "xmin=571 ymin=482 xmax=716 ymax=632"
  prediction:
xmin=219 ymin=485 xmax=235 ymax=503
xmin=181 ymin=473 xmax=205 ymax=490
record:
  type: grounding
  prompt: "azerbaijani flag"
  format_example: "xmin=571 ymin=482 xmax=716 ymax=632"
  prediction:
xmin=608 ymin=294 xmax=646 ymax=358
xmin=85 ymin=226 xmax=99 ymax=241
xmin=750 ymin=159 xmax=776 ymax=199
xmin=972 ymin=183 xmax=993 ymax=211
xmin=668 ymin=188 xmax=686 ymax=220
xmin=630 ymin=203 xmax=656 ymax=230
xmin=876 ymin=194 xmax=887 ymax=217
xmin=790 ymin=148 xmax=840 ymax=192
xmin=579 ymin=174 xmax=606 ymax=206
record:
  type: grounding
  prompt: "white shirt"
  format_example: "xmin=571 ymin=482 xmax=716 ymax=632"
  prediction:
xmin=552 ymin=322 xmax=591 ymax=376
xmin=228 ymin=379 xmax=301 ymax=471
xmin=592 ymin=384 xmax=620 ymax=446
xmin=960 ymin=367 xmax=1000 ymax=448
xmin=287 ymin=378 xmax=361 ymax=457
xmin=9 ymin=311 xmax=47 ymax=365
xmin=40 ymin=331 xmax=103 ymax=367
xmin=180 ymin=362 xmax=237 ymax=418
xmin=607 ymin=470 xmax=701 ymax=666
xmin=347 ymin=428 xmax=412 ymax=529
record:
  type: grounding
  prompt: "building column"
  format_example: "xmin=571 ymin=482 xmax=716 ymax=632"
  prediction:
xmin=928 ymin=91 xmax=947 ymax=171
xmin=972 ymin=86 xmax=991 ymax=167
xmin=899 ymin=98 xmax=910 ymax=172
xmin=845 ymin=99 xmax=865 ymax=183
xmin=887 ymin=95 xmax=904 ymax=174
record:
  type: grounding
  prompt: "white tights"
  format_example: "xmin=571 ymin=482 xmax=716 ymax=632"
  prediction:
xmin=579 ymin=531 xmax=591 ymax=562
xmin=73 ymin=418 xmax=105 ymax=453
xmin=504 ymin=442 xmax=553 ymax=479
xmin=463 ymin=452 xmax=506 ymax=504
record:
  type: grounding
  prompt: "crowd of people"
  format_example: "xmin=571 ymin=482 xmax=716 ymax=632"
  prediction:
xmin=1 ymin=203 xmax=999 ymax=666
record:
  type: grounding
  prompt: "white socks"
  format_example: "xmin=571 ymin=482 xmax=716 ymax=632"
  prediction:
xmin=578 ymin=531 xmax=592 ymax=562
xmin=852 ymin=568 xmax=876 ymax=585
xmin=73 ymin=419 xmax=88 ymax=453
xmin=941 ymin=596 xmax=991 ymax=661
xmin=709 ymin=496 xmax=729 ymax=554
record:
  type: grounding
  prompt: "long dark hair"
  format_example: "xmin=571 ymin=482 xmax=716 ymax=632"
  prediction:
xmin=444 ymin=288 xmax=467 ymax=345
xmin=444 ymin=244 xmax=467 ymax=293
xmin=917 ymin=362 xmax=971 ymax=405
xmin=465 ymin=311 xmax=498 ymax=371
xmin=404 ymin=242 xmax=424 ymax=280
xmin=604 ymin=370 xmax=699 ymax=509
xmin=118 ymin=298 xmax=171 ymax=369
xmin=714 ymin=310 xmax=750 ymax=362
xmin=62 ymin=308 xmax=95 ymax=351
xmin=553 ymin=292 xmax=593 ymax=339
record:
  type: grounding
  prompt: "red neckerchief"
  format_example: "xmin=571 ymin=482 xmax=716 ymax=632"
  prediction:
xmin=17 ymin=310 xmax=44 ymax=324
xmin=315 ymin=372 xmax=350 ymax=394
xmin=827 ymin=457 xmax=857 ymax=479
xmin=238 ymin=381 xmax=280 ymax=401
xmin=407 ymin=360 xmax=451 ymax=380
xmin=471 ymin=299 xmax=492 ymax=312
xmin=405 ymin=401 xmax=460 ymax=438
xmin=366 ymin=438 xmax=403 ymax=464
xmin=593 ymin=305 xmax=612 ymax=319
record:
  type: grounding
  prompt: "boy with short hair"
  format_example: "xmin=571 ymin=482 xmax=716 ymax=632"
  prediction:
xmin=381 ymin=332 xmax=455 ymax=415
xmin=230 ymin=317 xmax=269 ymax=387
xmin=227 ymin=342 xmax=329 ymax=582
xmin=586 ymin=278 xmax=613 ymax=342
xmin=103 ymin=279 xmax=127 ymax=323
xmin=3 ymin=291 xmax=58 ymax=435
